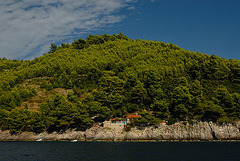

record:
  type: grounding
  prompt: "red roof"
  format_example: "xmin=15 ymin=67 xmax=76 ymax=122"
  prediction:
xmin=126 ymin=115 xmax=141 ymax=119
xmin=110 ymin=118 xmax=125 ymax=121
xmin=110 ymin=118 xmax=116 ymax=121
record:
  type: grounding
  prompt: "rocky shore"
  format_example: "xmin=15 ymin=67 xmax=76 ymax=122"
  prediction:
xmin=0 ymin=121 xmax=239 ymax=141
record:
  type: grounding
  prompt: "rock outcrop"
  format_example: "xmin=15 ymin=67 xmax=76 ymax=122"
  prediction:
xmin=0 ymin=121 xmax=239 ymax=141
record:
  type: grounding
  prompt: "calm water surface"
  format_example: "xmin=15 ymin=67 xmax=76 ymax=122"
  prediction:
xmin=0 ymin=141 xmax=239 ymax=161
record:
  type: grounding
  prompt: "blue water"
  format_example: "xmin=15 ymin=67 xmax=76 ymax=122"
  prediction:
xmin=0 ymin=141 xmax=239 ymax=161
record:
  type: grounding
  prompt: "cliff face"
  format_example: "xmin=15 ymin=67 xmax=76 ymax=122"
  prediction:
xmin=85 ymin=121 xmax=240 ymax=141
xmin=0 ymin=121 xmax=239 ymax=141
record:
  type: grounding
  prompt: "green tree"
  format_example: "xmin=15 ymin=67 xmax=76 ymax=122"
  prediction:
xmin=203 ymin=101 xmax=225 ymax=122
xmin=151 ymin=99 xmax=170 ymax=119
xmin=49 ymin=43 xmax=58 ymax=53
xmin=0 ymin=109 xmax=9 ymax=129
xmin=171 ymin=85 xmax=192 ymax=119
xmin=128 ymin=80 xmax=147 ymax=108
xmin=135 ymin=111 xmax=161 ymax=126
xmin=72 ymin=39 xmax=87 ymax=49
xmin=7 ymin=108 xmax=31 ymax=133
xmin=189 ymin=80 xmax=205 ymax=118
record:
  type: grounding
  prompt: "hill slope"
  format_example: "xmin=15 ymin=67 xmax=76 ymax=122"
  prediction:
xmin=0 ymin=33 xmax=239 ymax=133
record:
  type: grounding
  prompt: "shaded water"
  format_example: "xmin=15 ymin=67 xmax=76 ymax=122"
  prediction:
xmin=0 ymin=141 xmax=239 ymax=161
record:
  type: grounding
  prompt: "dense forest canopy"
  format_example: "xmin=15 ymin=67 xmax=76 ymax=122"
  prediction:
xmin=0 ymin=33 xmax=239 ymax=133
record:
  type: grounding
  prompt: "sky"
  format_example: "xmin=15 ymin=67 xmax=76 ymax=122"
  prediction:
xmin=0 ymin=0 xmax=239 ymax=60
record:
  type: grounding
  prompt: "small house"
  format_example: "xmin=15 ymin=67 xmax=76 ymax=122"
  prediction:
xmin=110 ymin=118 xmax=127 ymax=125
xmin=103 ymin=118 xmax=127 ymax=130
xmin=103 ymin=114 xmax=141 ymax=130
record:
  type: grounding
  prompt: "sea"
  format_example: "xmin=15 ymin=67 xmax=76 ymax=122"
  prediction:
xmin=0 ymin=141 xmax=239 ymax=161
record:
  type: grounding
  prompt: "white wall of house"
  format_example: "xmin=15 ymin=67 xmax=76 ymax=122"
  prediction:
xmin=103 ymin=121 xmax=126 ymax=131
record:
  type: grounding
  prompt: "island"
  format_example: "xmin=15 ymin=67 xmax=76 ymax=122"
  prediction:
xmin=0 ymin=34 xmax=239 ymax=141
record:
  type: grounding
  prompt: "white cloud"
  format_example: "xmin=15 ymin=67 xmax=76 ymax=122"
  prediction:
xmin=0 ymin=0 xmax=135 ymax=60
xmin=127 ymin=6 xmax=135 ymax=10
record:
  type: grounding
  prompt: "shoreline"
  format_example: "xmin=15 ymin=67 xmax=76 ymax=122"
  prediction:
xmin=1 ymin=139 xmax=240 ymax=142
xmin=1 ymin=121 xmax=239 ymax=142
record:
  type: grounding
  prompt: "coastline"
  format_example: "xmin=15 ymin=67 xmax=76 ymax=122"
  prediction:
xmin=1 ymin=121 xmax=239 ymax=141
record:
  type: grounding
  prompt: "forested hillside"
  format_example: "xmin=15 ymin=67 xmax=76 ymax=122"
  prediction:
xmin=0 ymin=33 xmax=239 ymax=133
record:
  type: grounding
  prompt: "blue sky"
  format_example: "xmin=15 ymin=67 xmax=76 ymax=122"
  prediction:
xmin=0 ymin=0 xmax=239 ymax=60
